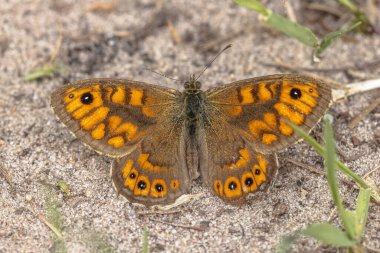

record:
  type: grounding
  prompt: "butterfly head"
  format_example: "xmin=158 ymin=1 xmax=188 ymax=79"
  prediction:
xmin=184 ymin=74 xmax=201 ymax=90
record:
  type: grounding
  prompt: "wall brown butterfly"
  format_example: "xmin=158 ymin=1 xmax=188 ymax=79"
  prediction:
xmin=51 ymin=74 xmax=331 ymax=206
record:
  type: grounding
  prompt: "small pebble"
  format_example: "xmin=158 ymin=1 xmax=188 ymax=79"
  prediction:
xmin=351 ymin=136 xmax=361 ymax=146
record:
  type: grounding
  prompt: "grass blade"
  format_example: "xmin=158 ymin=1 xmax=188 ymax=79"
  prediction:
xmin=302 ymin=223 xmax=355 ymax=247
xmin=142 ymin=226 xmax=149 ymax=253
xmin=315 ymin=21 xmax=361 ymax=57
xmin=265 ymin=13 xmax=318 ymax=47
xmin=24 ymin=65 xmax=63 ymax=81
xmin=355 ymin=188 xmax=371 ymax=238
xmin=323 ymin=116 xmax=355 ymax=239
xmin=234 ymin=0 xmax=269 ymax=15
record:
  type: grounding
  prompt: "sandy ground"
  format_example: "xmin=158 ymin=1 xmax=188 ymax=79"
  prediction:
xmin=0 ymin=0 xmax=379 ymax=252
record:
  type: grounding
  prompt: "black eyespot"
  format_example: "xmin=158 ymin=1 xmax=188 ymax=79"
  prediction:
xmin=245 ymin=177 xmax=254 ymax=186
xmin=155 ymin=184 xmax=163 ymax=192
xmin=137 ymin=181 xmax=146 ymax=190
xmin=309 ymin=88 xmax=313 ymax=93
xmin=255 ymin=169 xmax=261 ymax=175
xmin=228 ymin=181 xmax=237 ymax=190
xmin=290 ymin=88 xmax=302 ymax=99
xmin=69 ymin=94 xmax=74 ymax=99
xmin=81 ymin=92 xmax=94 ymax=104
xmin=216 ymin=183 xmax=220 ymax=189
xmin=129 ymin=173 xmax=136 ymax=179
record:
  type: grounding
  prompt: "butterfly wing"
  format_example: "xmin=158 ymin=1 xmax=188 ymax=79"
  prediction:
xmin=200 ymin=74 xmax=331 ymax=204
xmin=205 ymin=74 xmax=332 ymax=153
xmin=111 ymin=116 xmax=190 ymax=206
xmin=199 ymin=114 xmax=278 ymax=205
xmin=51 ymin=78 xmax=179 ymax=157
xmin=52 ymin=78 xmax=191 ymax=206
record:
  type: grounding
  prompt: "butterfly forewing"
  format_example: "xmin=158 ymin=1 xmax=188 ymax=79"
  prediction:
xmin=51 ymin=78 xmax=179 ymax=157
xmin=205 ymin=74 xmax=332 ymax=154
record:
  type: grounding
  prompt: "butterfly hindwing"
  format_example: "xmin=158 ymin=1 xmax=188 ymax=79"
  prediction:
xmin=199 ymin=108 xmax=278 ymax=205
xmin=111 ymin=116 xmax=191 ymax=206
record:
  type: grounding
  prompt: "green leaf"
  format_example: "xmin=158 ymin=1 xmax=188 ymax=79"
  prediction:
xmin=58 ymin=182 xmax=71 ymax=197
xmin=302 ymin=223 xmax=356 ymax=247
xmin=323 ymin=115 xmax=341 ymax=211
xmin=24 ymin=65 xmax=63 ymax=81
xmin=315 ymin=21 xmax=361 ymax=57
xmin=142 ymin=226 xmax=149 ymax=253
xmin=266 ymin=13 xmax=319 ymax=47
xmin=81 ymin=230 xmax=116 ymax=253
xmin=336 ymin=0 xmax=359 ymax=13
xmin=355 ymin=188 xmax=371 ymax=238
xmin=234 ymin=0 xmax=269 ymax=15
xmin=323 ymin=116 xmax=355 ymax=239
xmin=276 ymin=232 xmax=300 ymax=253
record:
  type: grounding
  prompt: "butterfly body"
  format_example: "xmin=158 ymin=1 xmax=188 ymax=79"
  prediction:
xmin=51 ymin=74 xmax=331 ymax=206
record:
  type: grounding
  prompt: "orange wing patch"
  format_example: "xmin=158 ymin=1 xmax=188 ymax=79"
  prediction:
xmin=214 ymin=180 xmax=224 ymax=197
xmin=129 ymin=88 xmax=144 ymax=106
xmin=224 ymin=177 xmax=242 ymax=198
xmin=240 ymin=86 xmax=255 ymax=104
xmin=228 ymin=149 xmax=251 ymax=169
xmin=241 ymin=171 xmax=257 ymax=193
xmin=91 ymin=123 xmax=106 ymax=140
xmin=108 ymin=136 xmax=125 ymax=148
xmin=258 ymin=82 xmax=273 ymax=101
xmin=150 ymin=179 xmax=168 ymax=198
xmin=80 ymin=107 xmax=110 ymax=130
xmin=134 ymin=175 xmax=151 ymax=196
xmin=111 ymin=87 xmax=126 ymax=105
xmin=138 ymin=153 xmax=161 ymax=172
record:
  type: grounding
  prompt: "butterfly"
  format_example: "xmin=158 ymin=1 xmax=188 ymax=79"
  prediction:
xmin=51 ymin=74 xmax=331 ymax=206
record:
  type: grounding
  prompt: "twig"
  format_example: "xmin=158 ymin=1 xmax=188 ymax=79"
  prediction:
xmin=332 ymin=78 xmax=380 ymax=101
xmin=48 ymin=31 xmax=63 ymax=64
xmin=0 ymin=163 xmax=13 ymax=189
xmin=283 ymin=0 xmax=297 ymax=22
xmin=306 ymin=3 xmax=344 ymax=17
xmin=284 ymin=158 xmax=325 ymax=176
xmin=167 ymin=20 xmax=181 ymax=45
xmin=349 ymin=96 xmax=380 ymax=129
xmin=86 ymin=2 xmax=114 ymax=13
xmin=149 ymin=218 xmax=207 ymax=231
xmin=363 ymin=165 xmax=380 ymax=179
xmin=284 ymin=158 xmax=356 ymax=187
xmin=136 ymin=209 xmax=183 ymax=216
xmin=197 ymin=28 xmax=246 ymax=52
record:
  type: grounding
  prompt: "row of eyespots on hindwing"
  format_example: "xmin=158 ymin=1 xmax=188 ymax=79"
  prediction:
xmin=64 ymin=86 xmax=141 ymax=148
xmin=213 ymin=154 xmax=268 ymax=199
xmin=247 ymin=81 xmax=320 ymax=145
xmin=121 ymin=159 xmax=180 ymax=198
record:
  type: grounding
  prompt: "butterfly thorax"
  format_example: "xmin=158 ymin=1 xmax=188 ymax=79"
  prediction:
xmin=182 ymin=75 xmax=205 ymax=136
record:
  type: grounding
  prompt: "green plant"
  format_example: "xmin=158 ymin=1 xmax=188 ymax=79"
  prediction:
xmin=142 ymin=226 xmax=149 ymax=253
xmin=277 ymin=116 xmax=374 ymax=252
xmin=234 ymin=0 xmax=364 ymax=61
xmin=42 ymin=184 xmax=116 ymax=253
xmin=24 ymin=65 xmax=64 ymax=81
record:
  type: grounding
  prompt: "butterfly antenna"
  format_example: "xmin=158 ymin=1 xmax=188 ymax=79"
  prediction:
xmin=145 ymin=68 xmax=179 ymax=82
xmin=195 ymin=44 xmax=232 ymax=81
